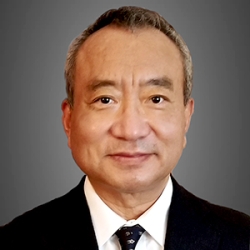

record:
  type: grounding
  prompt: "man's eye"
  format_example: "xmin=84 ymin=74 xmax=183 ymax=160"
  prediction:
xmin=151 ymin=96 xmax=164 ymax=104
xmin=95 ymin=97 xmax=113 ymax=104
xmin=101 ymin=97 xmax=111 ymax=104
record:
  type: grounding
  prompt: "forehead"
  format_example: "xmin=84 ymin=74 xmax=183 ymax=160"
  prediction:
xmin=75 ymin=26 xmax=184 ymax=88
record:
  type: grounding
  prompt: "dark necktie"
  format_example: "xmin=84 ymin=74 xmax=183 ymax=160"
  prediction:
xmin=115 ymin=224 xmax=145 ymax=250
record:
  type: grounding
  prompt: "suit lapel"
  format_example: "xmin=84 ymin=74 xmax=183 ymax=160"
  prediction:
xmin=164 ymin=176 xmax=220 ymax=250
xmin=61 ymin=175 xmax=99 ymax=250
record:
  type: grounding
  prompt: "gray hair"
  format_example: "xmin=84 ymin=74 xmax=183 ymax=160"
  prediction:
xmin=64 ymin=6 xmax=193 ymax=107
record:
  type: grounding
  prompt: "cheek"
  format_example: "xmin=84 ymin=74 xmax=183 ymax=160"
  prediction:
xmin=69 ymin=116 xmax=108 ymax=171
xmin=70 ymin=113 xmax=110 ymax=145
xmin=156 ymin=123 xmax=184 ymax=146
xmin=153 ymin=119 xmax=186 ymax=168
xmin=150 ymin=112 xmax=187 ymax=160
xmin=69 ymin=112 xmax=116 ymax=166
xmin=152 ymin=113 xmax=186 ymax=140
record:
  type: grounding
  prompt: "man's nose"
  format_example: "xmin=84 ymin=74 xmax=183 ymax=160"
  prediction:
xmin=110 ymin=102 xmax=151 ymax=141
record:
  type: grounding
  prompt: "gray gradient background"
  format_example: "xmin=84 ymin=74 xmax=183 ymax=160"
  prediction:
xmin=1 ymin=0 xmax=250 ymax=225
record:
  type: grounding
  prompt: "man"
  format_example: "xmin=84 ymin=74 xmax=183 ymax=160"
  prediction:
xmin=1 ymin=6 xmax=249 ymax=250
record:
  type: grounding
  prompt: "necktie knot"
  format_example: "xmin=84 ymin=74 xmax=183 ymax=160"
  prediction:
xmin=115 ymin=224 xmax=145 ymax=250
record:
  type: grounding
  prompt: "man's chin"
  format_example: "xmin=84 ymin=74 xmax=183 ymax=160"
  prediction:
xmin=109 ymin=175 xmax=165 ymax=194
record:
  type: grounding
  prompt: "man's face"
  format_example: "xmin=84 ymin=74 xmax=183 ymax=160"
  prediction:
xmin=62 ymin=26 xmax=194 ymax=194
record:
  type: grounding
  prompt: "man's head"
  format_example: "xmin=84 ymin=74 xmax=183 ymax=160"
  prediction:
xmin=64 ymin=6 xmax=193 ymax=108
xmin=62 ymin=6 xmax=194 ymax=195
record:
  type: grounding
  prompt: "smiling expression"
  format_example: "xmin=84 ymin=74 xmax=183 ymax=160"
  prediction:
xmin=62 ymin=26 xmax=194 ymax=194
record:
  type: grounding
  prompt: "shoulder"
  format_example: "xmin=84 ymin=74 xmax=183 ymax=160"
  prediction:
xmin=171 ymin=175 xmax=250 ymax=223
xmin=170 ymin=176 xmax=250 ymax=247
xmin=2 ymin=176 xmax=86 ymax=225
xmin=0 ymin=176 xmax=92 ymax=248
xmin=191 ymin=189 xmax=250 ymax=234
xmin=191 ymin=190 xmax=250 ymax=248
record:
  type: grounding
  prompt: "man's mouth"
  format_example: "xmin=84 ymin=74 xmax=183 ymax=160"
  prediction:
xmin=108 ymin=152 xmax=154 ymax=165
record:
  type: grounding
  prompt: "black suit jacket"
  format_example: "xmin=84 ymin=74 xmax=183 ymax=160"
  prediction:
xmin=1 ymin=175 xmax=250 ymax=249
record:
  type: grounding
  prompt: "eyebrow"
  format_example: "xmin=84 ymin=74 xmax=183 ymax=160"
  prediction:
xmin=87 ymin=76 xmax=173 ymax=91
xmin=142 ymin=77 xmax=173 ymax=91
xmin=87 ymin=80 xmax=116 ymax=92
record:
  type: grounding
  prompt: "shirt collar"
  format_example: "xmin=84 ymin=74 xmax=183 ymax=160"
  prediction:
xmin=136 ymin=176 xmax=173 ymax=245
xmin=84 ymin=176 xmax=173 ymax=247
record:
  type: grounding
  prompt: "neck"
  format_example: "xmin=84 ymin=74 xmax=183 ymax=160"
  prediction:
xmin=88 ymin=175 xmax=169 ymax=220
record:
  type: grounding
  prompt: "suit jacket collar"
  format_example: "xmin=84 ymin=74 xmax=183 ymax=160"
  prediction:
xmin=62 ymin=175 xmax=99 ymax=249
xmin=164 ymin=175 xmax=220 ymax=250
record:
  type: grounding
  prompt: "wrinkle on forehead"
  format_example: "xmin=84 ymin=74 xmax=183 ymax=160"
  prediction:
xmin=75 ymin=25 xmax=184 ymax=94
xmin=86 ymin=76 xmax=174 ymax=93
xmin=78 ymin=25 xmax=182 ymax=65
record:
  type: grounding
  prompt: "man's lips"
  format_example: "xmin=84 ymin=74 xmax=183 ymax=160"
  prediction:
xmin=107 ymin=152 xmax=154 ymax=164
xmin=108 ymin=151 xmax=153 ymax=157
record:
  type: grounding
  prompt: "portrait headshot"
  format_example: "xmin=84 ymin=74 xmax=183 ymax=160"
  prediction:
xmin=0 ymin=1 xmax=250 ymax=249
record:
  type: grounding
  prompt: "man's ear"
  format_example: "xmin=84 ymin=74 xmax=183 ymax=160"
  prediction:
xmin=183 ymin=98 xmax=194 ymax=148
xmin=184 ymin=98 xmax=194 ymax=132
xmin=61 ymin=99 xmax=72 ymax=149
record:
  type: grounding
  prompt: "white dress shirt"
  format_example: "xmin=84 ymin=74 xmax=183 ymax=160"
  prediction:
xmin=84 ymin=176 xmax=173 ymax=250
